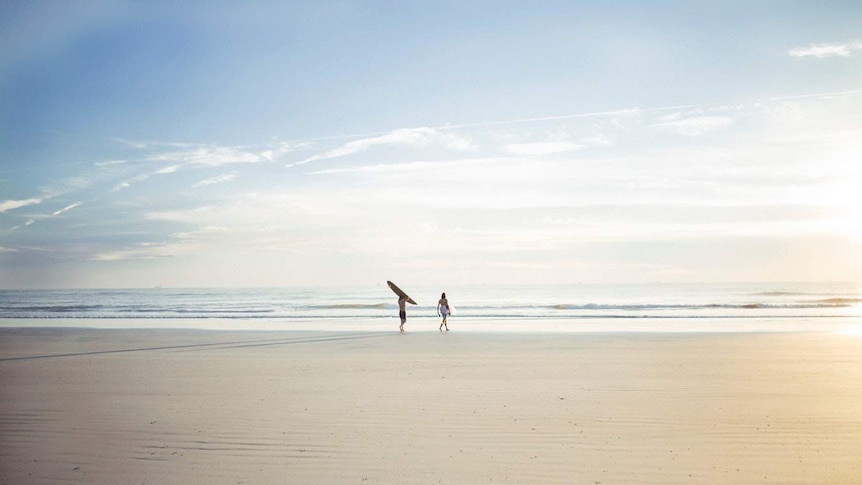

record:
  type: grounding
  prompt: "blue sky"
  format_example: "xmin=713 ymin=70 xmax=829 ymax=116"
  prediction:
xmin=2 ymin=1 xmax=862 ymax=288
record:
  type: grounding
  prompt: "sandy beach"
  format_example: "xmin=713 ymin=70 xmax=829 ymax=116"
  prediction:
xmin=2 ymin=325 xmax=862 ymax=484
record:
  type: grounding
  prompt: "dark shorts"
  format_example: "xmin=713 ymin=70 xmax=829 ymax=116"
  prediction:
xmin=399 ymin=311 xmax=406 ymax=323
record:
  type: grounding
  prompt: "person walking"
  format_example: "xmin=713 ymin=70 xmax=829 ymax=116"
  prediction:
xmin=398 ymin=295 xmax=407 ymax=332
xmin=437 ymin=292 xmax=451 ymax=331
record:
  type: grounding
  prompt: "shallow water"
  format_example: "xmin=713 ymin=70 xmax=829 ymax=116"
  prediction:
xmin=1 ymin=282 xmax=860 ymax=331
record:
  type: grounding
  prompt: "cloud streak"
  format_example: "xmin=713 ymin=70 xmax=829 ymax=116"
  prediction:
xmin=288 ymin=127 xmax=473 ymax=167
xmin=11 ymin=219 xmax=36 ymax=230
xmin=52 ymin=202 xmax=81 ymax=216
xmin=653 ymin=115 xmax=733 ymax=136
xmin=101 ymin=143 xmax=297 ymax=193
xmin=9 ymin=202 xmax=82 ymax=230
xmin=193 ymin=172 xmax=238 ymax=188
xmin=0 ymin=198 xmax=42 ymax=213
xmin=112 ymin=173 xmax=151 ymax=192
xmin=789 ymin=41 xmax=862 ymax=58
xmin=148 ymin=146 xmax=264 ymax=167
xmin=505 ymin=141 xmax=585 ymax=156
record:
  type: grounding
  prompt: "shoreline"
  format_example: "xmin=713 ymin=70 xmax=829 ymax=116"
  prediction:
xmin=1 ymin=315 xmax=860 ymax=334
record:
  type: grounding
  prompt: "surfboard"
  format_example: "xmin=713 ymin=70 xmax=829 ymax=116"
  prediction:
xmin=387 ymin=280 xmax=417 ymax=305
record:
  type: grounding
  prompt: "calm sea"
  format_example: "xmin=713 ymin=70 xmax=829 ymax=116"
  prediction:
xmin=1 ymin=282 xmax=860 ymax=332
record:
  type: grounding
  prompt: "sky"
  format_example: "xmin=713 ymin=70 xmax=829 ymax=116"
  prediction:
xmin=1 ymin=1 xmax=862 ymax=289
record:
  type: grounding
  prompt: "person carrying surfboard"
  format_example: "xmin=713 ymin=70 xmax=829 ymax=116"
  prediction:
xmin=387 ymin=281 xmax=416 ymax=332
xmin=437 ymin=292 xmax=450 ymax=332
xmin=398 ymin=295 xmax=407 ymax=332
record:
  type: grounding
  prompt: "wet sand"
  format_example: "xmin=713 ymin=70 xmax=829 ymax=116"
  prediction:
xmin=2 ymin=326 xmax=862 ymax=484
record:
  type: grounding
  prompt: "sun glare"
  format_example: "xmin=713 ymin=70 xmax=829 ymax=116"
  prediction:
xmin=842 ymin=320 xmax=862 ymax=336
xmin=826 ymin=153 xmax=862 ymax=241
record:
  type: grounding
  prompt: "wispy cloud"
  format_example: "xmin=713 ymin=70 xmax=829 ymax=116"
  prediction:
xmin=289 ymin=127 xmax=474 ymax=167
xmin=155 ymin=165 xmax=180 ymax=175
xmin=94 ymin=159 xmax=128 ymax=167
xmin=310 ymin=157 xmax=502 ymax=177
xmin=148 ymin=146 xmax=263 ymax=167
xmin=285 ymin=103 xmax=743 ymax=169
xmin=9 ymin=202 xmax=82 ymax=230
xmin=193 ymin=172 xmax=238 ymax=188
xmin=505 ymin=141 xmax=585 ymax=156
xmin=52 ymin=202 xmax=81 ymax=216
xmin=104 ymin=145 xmax=266 ymax=193
xmin=0 ymin=198 xmax=42 ymax=213
xmin=258 ymin=142 xmax=305 ymax=162
xmin=789 ymin=41 xmax=862 ymax=58
xmin=653 ymin=115 xmax=733 ymax=136
xmin=102 ymin=144 xmax=275 ymax=194
xmin=112 ymin=173 xmax=151 ymax=192
xmin=10 ymin=218 xmax=36 ymax=230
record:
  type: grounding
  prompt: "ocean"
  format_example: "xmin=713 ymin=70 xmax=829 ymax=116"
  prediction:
xmin=1 ymin=282 xmax=861 ymax=332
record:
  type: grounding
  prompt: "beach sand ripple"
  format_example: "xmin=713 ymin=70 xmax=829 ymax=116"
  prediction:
xmin=2 ymin=328 xmax=862 ymax=483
